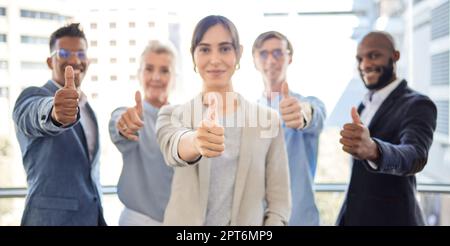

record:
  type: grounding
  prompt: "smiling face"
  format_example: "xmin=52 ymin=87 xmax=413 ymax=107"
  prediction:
xmin=139 ymin=51 xmax=173 ymax=106
xmin=253 ymin=37 xmax=292 ymax=88
xmin=356 ymin=33 xmax=399 ymax=90
xmin=47 ymin=36 xmax=89 ymax=88
xmin=193 ymin=24 xmax=241 ymax=93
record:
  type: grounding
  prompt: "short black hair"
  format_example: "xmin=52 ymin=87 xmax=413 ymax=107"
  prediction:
xmin=49 ymin=23 xmax=87 ymax=52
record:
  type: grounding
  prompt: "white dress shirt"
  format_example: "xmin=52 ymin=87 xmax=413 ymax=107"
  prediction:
xmin=360 ymin=78 xmax=403 ymax=169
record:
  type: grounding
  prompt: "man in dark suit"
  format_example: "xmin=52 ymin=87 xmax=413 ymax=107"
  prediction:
xmin=337 ymin=31 xmax=437 ymax=226
xmin=13 ymin=23 xmax=106 ymax=225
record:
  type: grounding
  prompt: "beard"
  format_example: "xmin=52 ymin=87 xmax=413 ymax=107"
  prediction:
xmin=360 ymin=58 xmax=395 ymax=90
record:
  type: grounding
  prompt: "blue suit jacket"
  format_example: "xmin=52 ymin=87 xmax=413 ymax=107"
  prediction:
xmin=337 ymin=80 xmax=437 ymax=226
xmin=13 ymin=80 xmax=106 ymax=226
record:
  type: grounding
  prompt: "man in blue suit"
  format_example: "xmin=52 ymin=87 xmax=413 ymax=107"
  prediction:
xmin=337 ymin=31 xmax=437 ymax=225
xmin=13 ymin=23 xmax=106 ymax=226
xmin=253 ymin=31 xmax=326 ymax=226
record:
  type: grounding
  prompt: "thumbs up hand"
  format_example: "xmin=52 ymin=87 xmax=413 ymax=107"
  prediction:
xmin=351 ymin=107 xmax=362 ymax=124
xmin=205 ymin=92 xmax=219 ymax=126
xmin=339 ymin=107 xmax=379 ymax=161
xmin=279 ymin=82 xmax=305 ymax=129
xmin=117 ymin=90 xmax=144 ymax=141
xmin=51 ymin=66 xmax=80 ymax=126
xmin=193 ymin=92 xmax=225 ymax=158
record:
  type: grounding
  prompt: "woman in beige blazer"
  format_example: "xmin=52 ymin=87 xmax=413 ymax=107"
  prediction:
xmin=156 ymin=15 xmax=291 ymax=226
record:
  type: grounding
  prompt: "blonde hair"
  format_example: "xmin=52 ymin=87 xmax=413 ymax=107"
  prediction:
xmin=138 ymin=40 xmax=178 ymax=90
xmin=139 ymin=40 xmax=177 ymax=73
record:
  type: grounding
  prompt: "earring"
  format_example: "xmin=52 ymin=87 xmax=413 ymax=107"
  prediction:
xmin=236 ymin=63 xmax=240 ymax=70
xmin=193 ymin=65 xmax=198 ymax=73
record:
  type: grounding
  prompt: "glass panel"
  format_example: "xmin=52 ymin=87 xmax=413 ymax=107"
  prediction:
xmin=315 ymin=191 xmax=450 ymax=226
xmin=2 ymin=191 xmax=449 ymax=226
xmin=0 ymin=198 xmax=24 ymax=226
xmin=0 ymin=194 xmax=123 ymax=226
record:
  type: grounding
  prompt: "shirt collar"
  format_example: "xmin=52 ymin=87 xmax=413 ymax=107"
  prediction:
xmin=143 ymin=100 xmax=163 ymax=117
xmin=363 ymin=77 xmax=402 ymax=106
xmin=260 ymin=89 xmax=287 ymax=106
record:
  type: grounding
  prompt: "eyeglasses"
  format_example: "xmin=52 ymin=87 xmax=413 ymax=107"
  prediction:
xmin=51 ymin=48 xmax=87 ymax=61
xmin=258 ymin=49 xmax=289 ymax=61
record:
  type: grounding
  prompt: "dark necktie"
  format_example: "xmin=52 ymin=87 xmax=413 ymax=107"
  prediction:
xmin=73 ymin=122 xmax=89 ymax=160
xmin=357 ymin=103 xmax=365 ymax=114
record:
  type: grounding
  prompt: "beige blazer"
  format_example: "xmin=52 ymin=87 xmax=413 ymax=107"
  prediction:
xmin=156 ymin=93 xmax=291 ymax=226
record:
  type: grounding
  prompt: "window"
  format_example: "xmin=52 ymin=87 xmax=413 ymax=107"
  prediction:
xmin=110 ymin=58 xmax=117 ymax=63
xmin=20 ymin=9 xmax=67 ymax=21
xmin=1 ymin=0 xmax=449 ymax=228
xmin=431 ymin=1 xmax=449 ymax=40
xmin=431 ymin=51 xmax=449 ymax=85
xmin=110 ymin=40 xmax=116 ymax=46
xmin=20 ymin=61 xmax=47 ymax=70
xmin=20 ymin=35 xmax=48 ymax=45
xmin=435 ymin=100 xmax=449 ymax=136
xmin=0 ymin=60 xmax=7 ymax=70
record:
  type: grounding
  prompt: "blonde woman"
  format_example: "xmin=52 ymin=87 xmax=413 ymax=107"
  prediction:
xmin=109 ymin=40 xmax=176 ymax=225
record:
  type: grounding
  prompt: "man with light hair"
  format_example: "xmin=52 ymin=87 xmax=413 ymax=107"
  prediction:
xmin=253 ymin=31 xmax=326 ymax=226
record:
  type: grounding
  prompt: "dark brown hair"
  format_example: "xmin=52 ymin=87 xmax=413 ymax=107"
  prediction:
xmin=190 ymin=15 xmax=241 ymax=63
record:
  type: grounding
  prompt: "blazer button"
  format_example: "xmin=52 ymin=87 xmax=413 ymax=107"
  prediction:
xmin=93 ymin=197 xmax=98 ymax=202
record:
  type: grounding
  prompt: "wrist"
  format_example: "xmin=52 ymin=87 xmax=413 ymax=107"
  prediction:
xmin=368 ymin=139 xmax=380 ymax=161
xmin=50 ymin=107 xmax=63 ymax=127
xmin=296 ymin=109 xmax=308 ymax=130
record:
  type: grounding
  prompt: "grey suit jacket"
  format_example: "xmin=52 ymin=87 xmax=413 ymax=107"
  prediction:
xmin=13 ymin=80 xmax=105 ymax=226
xmin=156 ymin=93 xmax=291 ymax=226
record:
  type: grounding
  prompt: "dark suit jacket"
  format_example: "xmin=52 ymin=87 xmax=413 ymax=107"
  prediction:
xmin=13 ymin=80 xmax=106 ymax=226
xmin=337 ymin=80 xmax=437 ymax=226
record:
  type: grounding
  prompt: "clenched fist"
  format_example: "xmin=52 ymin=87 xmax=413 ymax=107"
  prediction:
xmin=51 ymin=66 xmax=80 ymax=126
xmin=193 ymin=93 xmax=225 ymax=158
xmin=116 ymin=91 xmax=144 ymax=141
xmin=339 ymin=107 xmax=379 ymax=161
xmin=279 ymin=82 xmax=305 ymax=129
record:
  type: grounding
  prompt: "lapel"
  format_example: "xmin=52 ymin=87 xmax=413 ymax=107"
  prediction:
xmin=84 ymin=101 xmax=100 ymax=162
xmin=367 ymin=80 xmax=407 ymax=130
xmin=43 ymin=80 xmax=59 ymax=95
xmin=44 ymin=80 xmax=97 ymax=164
xmin=230 ymin=96 xmax=252 ymax=224
xmin=72 ymin=122 xmax=90 ymax=162
xmin=189 ymin=94 xmax=211 ymax=220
